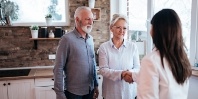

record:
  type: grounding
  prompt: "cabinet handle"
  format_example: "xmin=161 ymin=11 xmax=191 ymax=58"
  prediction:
xmin=98 ymin=77 xmax=101 ymax=79
xmin=52 ymin=88 xmax=54 ymax=90
xmin=3 ymin=83 xmax=6 ymax=86
xmin=52 ymin=79 xmax=54 ymax=81
xmin=8 ymin=83 xmax=10 ymax=85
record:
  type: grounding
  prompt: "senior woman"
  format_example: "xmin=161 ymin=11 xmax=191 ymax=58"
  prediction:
xmin=98 ymin=14 xmax=140 ymax=99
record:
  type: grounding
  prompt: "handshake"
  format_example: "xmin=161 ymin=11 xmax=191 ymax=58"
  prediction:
xmin=121 ymin=70 xmax=133 ymax=84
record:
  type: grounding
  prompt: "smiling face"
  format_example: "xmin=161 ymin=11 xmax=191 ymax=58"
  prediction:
xmin=76 ymin=9 xmax=94 ymax=34
xmin=110 ymin=19 xmax=127 ymax=40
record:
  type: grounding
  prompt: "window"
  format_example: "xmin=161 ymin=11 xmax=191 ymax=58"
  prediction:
xmin=111 ymin=0 xmax=197 ymax=66
xmin=2 ymin=0 xmax=70 ymax=26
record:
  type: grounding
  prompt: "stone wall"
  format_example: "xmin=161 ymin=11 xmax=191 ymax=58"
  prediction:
xmin=0 ymin=0 xmax=110 ymax=68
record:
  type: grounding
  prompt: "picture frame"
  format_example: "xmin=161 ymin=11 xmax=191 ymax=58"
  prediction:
xmin=91 ymin=8 xmax=101 ymax=21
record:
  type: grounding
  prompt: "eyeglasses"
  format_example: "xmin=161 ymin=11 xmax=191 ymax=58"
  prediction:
xmin=113 ymin=26 xmax=127 ymax=31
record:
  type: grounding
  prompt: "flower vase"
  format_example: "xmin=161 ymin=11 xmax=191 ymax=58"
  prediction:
xmin=49 ymin=30 xmax=55 ymax=38
xmin=45 ymin=18 xmax=52 ymax=26
xmin=31 ymin=30 xmax=38 ymax=38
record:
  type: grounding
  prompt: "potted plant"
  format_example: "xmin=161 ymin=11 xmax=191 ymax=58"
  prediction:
xmin=30 ymin=25 xmax=39 ymax=38
xmin=45 ymin=14 xmax=52 ymax=26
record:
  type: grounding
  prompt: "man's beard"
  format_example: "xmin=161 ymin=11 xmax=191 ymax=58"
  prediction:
xmin=81 ymin=25 xmax=92 ymax=33
xmin=79 ymin=21 xmax=92 ymax=33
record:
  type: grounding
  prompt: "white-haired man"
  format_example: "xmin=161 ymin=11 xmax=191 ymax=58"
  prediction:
xmin=54 ymin=6 xmax=99 ymax=99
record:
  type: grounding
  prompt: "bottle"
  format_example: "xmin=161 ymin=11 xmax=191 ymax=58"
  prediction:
xmin=49 ymin=30 xmax=55 ymax=38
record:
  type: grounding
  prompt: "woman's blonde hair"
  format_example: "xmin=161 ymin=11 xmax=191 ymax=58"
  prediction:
xmin=110 ymin=14 xmax=128 ymax=28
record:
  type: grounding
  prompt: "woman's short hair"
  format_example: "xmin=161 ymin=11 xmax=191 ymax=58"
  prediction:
xmin=110 ymin=14 xmax=128 ymax=28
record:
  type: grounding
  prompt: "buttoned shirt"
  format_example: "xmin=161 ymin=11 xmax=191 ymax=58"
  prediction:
xmin=137 ymin=48 xmax=189 ymax=99
xmin=98 ymin=39 xmax=140 ymax=99
xmin=54 ymin=28 xmax=98 ymax=99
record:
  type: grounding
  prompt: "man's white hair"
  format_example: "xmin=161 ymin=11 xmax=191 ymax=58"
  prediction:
xmin=74 ymin=6 xmax=92 ymax=19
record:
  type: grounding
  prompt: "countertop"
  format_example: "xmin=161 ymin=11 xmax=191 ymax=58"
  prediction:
xmin=0 ymin=66 xmax=100 ymax=81
xmin=0 ymin=65 xmax=197 ymax=81
xmin=191 ymin=66 xmax=198 ymax=77
xmin=0 ymin=66 xmax=54 ymax=81
xmin=192 ymin=70 xmax=198 ymax=77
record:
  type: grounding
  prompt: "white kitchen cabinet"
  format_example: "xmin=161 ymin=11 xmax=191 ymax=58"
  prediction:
xmin=98 ymin=74 xmax=103 ymax=99
xmin=0 ymin=79 xmax=35 ymax=99
xmin=35 ymin=86 xmax=56 ymax=99
xmin=34 ymin=77 xmax=56 ymax=99
xmin=0 ymin=81 xmax=8 ymax=99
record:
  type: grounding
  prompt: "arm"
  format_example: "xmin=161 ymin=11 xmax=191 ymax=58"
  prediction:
xmin=93 ymin=46 xmax=98 ymax=87
xmin=128 ymin=43 xmax=140 ymax=82
xmin=93 ymin=50 xmax=99 ymax=98
xmin=137 ymin=57 xmax=159 ymax=99
xmin=53 ymin=37 xmax=68 ymax=99
xmin=98 ymin=45 xmax=123 ymax=81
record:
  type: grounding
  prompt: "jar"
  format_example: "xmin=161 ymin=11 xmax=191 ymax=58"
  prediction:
xmin=49 ymin=30 xmax=55 ymax=38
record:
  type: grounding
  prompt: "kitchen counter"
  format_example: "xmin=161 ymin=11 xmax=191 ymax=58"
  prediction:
xmin=0 ymin=66 xmax=100 ymax=81
xmin=192 ymin=70 xmax=198 ymax=77
xmin=192 ymin=66 xmax=198 ymax=77
xmin=0 ymin=66 xmax=54 ymax=81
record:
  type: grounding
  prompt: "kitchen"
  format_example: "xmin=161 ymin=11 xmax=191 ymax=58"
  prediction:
xmin=0 ymin=0 xmax=198 ymax=99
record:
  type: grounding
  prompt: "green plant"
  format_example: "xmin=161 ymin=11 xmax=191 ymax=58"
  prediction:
xmin=30 ymin=25 xmax=39 ymax=30
xmin=0 ymin=0 xmax=19 ymax=21
xmin=45 ymin=14 xmax=52 ymax=18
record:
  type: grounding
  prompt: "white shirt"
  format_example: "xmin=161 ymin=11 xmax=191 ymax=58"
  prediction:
xmin=137 ymin=48 xmax=189 ymax=99
xmin=98 ymin=40 xmax=140 ymax=99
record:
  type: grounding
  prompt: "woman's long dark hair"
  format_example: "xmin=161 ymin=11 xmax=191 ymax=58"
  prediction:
xmin=151 ymin=9 xmax=191 ymax=84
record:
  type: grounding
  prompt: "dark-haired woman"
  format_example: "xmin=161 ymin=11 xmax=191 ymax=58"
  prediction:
xmin=137 ymin=9 xmax=192 ymax=99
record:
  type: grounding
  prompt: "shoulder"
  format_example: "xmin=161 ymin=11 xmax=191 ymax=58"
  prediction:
xmin=143 ymin=50 xmax=160 ymax=61
xmin=99 ymin=41 xmax=111 ymax=48
xmin=141 ymin=50 xmax=161 ymax=67
xmin=61 ymin=31 xmax=76 ymax=41
xmin=124 ymin=41 xmax=138 ymax=50
xmin=126 ymin=41 xmax=137 ymax=47
xmin=88 ymin=34 xmax=93 ymax=39
xmin=98 ymin=41 xmax=111 ymax=52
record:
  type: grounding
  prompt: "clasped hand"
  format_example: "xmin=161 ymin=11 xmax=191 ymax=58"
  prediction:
xmin=121 ymin=70 xmax=133 ymax=84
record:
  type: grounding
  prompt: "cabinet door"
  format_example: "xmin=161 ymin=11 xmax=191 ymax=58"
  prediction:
xmin=7 ymin=79 xmax=34 ymax=99
xmin=0 ymin=81 xmax=8 ymax=99
xmin=97 ymin=75 xmax=103 ymax=99
xmin=35 ymin=86 xmax=56 ymax=99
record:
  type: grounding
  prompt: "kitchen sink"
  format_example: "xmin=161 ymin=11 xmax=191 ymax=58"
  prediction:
xmin=0 ymin=69 xmax=31 ymax=77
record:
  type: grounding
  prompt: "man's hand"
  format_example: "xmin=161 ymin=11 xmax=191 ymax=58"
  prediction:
xmin=93 ymin=87 xmax=99 ymax=99
xmin=121 ymin=70 xmax=133 ymax=83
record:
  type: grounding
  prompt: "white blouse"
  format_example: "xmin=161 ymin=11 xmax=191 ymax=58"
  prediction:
xmin=137 ymin=49 xmax=189 ymax=99
xmin=98 ymin=40 xmax=140 ymax=99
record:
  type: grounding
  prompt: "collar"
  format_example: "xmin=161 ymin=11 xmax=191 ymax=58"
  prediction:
xmin=110 ymin=39 xmax=127 ymax=48
xmin=73 ymin=28 xmax=90 ymax=39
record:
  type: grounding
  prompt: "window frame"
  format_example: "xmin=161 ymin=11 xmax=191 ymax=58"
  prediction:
xmin=111 ymin=0 xmax=197 ymax=66
xmin=10 ymin=0 xmax=70 ymax=26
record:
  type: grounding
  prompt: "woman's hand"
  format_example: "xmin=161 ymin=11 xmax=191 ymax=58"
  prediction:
xmin=93 ymin=87 xmax=99 ymax=99
xmin=121 ymin=70 xmax=133 ymax=83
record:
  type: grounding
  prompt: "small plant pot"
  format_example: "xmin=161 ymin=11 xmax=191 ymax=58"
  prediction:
xmin=31 ymin=30 xmax=38 ymax=38
xmin=45 ymin=18 xmax=52 ymax=26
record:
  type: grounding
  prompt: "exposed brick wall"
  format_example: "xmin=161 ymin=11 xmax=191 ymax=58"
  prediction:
xmin=0 ymin=0 xmax=110 ymax=68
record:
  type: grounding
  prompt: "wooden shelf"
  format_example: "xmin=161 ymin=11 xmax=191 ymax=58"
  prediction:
xmin=30 ymin=38 xmax=60 ymax=40
xmin=30 ymin=38 xmax=60 ymax=49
